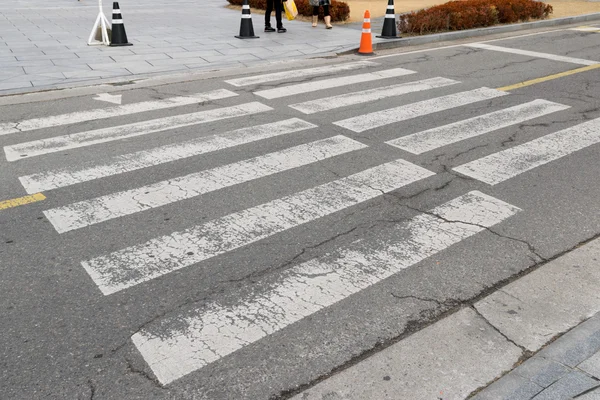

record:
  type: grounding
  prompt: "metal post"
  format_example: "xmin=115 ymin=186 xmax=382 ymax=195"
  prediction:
xmin=88 ymin=0 xmax=111 ymax=46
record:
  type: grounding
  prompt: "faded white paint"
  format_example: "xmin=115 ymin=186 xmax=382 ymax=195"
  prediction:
xmin=93 ymin=93 xmax=122 ymax=105
xmin=45 ymin=136 xmax=367 ymax=233
xmin=289 ymin=77 xmax=459 ymax=114
xmin=225 ymin=61 xmax=379 ymax=87
xmin=466 ymin=43 xmax=600 ymax=65
xmin=569 ymin=26 xmax=600 ymax=32
xmin=81 ymin=159 xmax=435 ymax=295
xmin=387 ymin=100 xmax=570 ymax=154
xmin=453 ymin=117 xmax=600 ymax=185
xmin=4 ymin=102 xmax=272 ymax=161
xmin=131 ymin=191 xmax=521 ymax=385
xmin=253 ymin=68 xmax=416 ymax=99
xmin=0 ymin=89 xmax=238 ymax=136
xmin=333 ymin=87 xmax=507 ymax=133
xmin=19 ymin=118 xmax=316 ymax=194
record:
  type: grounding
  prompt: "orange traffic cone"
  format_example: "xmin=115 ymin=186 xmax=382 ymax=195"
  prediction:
xmin=358 ymin=10 xmax=374 ymax=55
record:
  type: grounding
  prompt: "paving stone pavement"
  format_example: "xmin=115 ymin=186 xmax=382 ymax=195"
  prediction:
xmin=473 ymin=313 xmax=600 ymax=400
xmin=0 ymin=0 xmax=387 ymax=94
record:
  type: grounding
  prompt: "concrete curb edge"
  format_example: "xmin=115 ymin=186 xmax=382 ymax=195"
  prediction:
xmin=341 ymin=12 xmax=600 ymax=54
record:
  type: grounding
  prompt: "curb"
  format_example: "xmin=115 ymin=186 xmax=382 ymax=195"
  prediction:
xmin=292 ymin=235 xmax=600 ymax=400
xmin=341 ymin=12 xmax=600 ymax=54
xmin=0 ymin=52 xmax=341 ymax=103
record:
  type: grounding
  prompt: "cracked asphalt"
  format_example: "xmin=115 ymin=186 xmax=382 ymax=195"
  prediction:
xmin=1 ymin=25 xmax=600 ymax=400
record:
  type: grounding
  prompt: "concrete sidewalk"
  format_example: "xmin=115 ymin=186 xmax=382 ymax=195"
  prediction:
xmin=0 ymin=0 xmax=375 ymax=94
xmin=473 ymin=315 xmax=600 ymax=399
xmin=2 ymin=1 xmax=599 ymax=96
xmin=293 ymin=237 xmax=600 ymax=400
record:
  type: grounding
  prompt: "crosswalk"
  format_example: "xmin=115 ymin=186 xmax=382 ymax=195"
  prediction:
xmin=18 ymin=118 xmax=316 ymax=193
xmin=0 ymin=89 xmax=239 ymax=136
xmin=45 ymin=135 xmax=369 ymax=234
xmin=333 ymin=87 xmax=507 ymax=132
xmin=4 ymin=102 xmax=273 ymax=161
xmin=387 ymin=99 xmax=570 ymax=154
xmin=132 ymin=190 xmax=521 ymax=384
xmin=453 ymin=118 xmax=600 ymax=185
xmin=3 ymin=59 xmax=598 ymax=387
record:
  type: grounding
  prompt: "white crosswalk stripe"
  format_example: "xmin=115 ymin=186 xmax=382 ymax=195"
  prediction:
xmin=44 ymin=136 xmax=368 ymax=234
xmin=334 ymin=87 xmax=507 ymax=133
xmin=225 ymin=61 xmax=379 ymax=87
xmin=453 ymin=117 xmax=600 ymax=185
xmin=289 ymin=77 xmax=460 ymax=115
xmin=387 ymin=100 xmax=570 ymax=154
xmin=131 ymin=191 xmax=521 ymax=385
xmin=0 ymin=89 xmax=238 ymax=136
xmin=4 ymin=102 xmax=272 ymax=161
xmin=570 ymin=26 xmax=600 ymax=33
xmin=466 ymin=43 xmax=600 ymax=65
xmin=81 ymin=159 xmax=435 ymax=295
xmin=18 ymin=118 xmax=316 ymax=194
xmin=253 ymin=68 xmax=416 ymax=100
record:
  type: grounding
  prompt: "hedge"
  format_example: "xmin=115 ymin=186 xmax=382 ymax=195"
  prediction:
xmin=398 ymin=0 xmax=553 ymax=34
xmin=227 ymin=0 xmax=351 ymax=22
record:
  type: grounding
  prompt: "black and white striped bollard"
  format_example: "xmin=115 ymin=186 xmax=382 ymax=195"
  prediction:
xmin=235 ymin=0 xmax=259 ymax=39
xmin=377 ymin=0 xmax=400 ymax=39
xmin=110 ymin=2 xmax=133 ymax=46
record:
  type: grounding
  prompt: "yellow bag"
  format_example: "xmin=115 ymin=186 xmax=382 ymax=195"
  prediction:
xmin=284 ymin=0 xmax=298 ymax=20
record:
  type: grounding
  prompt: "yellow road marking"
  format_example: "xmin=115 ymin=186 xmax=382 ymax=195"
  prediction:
xmin=497 ymin=64 xmax=600 ymax=91
xmin=0 ymin=193 xmax=46 ymax=210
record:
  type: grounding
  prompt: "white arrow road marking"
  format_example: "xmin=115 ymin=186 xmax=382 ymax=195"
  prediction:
xmin=131 ymin=191 xmax=520 ymax=385
xmin=93 ymin=93 xmax=122 ymax=105
xmin=81 ymin=159 xmax=435 ymax=295
xmin=0 ymin=89 xmax=238 ymax=136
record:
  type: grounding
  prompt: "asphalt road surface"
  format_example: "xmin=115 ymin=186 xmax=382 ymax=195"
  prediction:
xmin=1 ymin=24 xmax=600 ymax=400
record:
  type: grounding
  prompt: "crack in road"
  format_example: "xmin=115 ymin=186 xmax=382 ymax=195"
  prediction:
xmin=221 ymin=225 xmax=360 ymax=285
xmin=390 ymin=293 xmax=461 ymax=308
xmin=273 ymin=227 xmax=600 ymax=400
xmin=249 ymin=71 xmax=341 ymax=92
xmin=125 ymin=358 xmax=165 ymax=389
xmin=88 ymin=379 xmax=96 ymax=400
xmin=471 ymin=305 xmax=531 ymax=355
xmin=402 ymin=202 xmax=547 ymax=262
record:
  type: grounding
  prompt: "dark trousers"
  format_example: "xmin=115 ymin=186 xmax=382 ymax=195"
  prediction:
xmin=313 ymin=5 xmax=330 ymax=16
xmin=265 ymin=0 xmax=283 ymax=28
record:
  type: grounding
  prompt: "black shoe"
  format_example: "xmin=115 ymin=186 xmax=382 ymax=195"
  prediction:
xmin=277 ymin=27 xmax=287 ymax=33
xmin=264 ymin=26 xmax=276 ymax=32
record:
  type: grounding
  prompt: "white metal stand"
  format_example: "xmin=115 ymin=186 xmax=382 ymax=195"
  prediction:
xmin=87 ymin=0 xmax=111 ymax=46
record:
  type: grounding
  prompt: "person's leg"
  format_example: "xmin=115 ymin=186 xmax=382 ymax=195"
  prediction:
xmin=275 ymin=0 xmax=285 ymax=31
xmin=312 ymin=6 xmax=318 ymax=27
xmin=323 ymin=5 xmax=332 ymax=29
xmin=265 ymin=0 xmax=275 ymax=30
